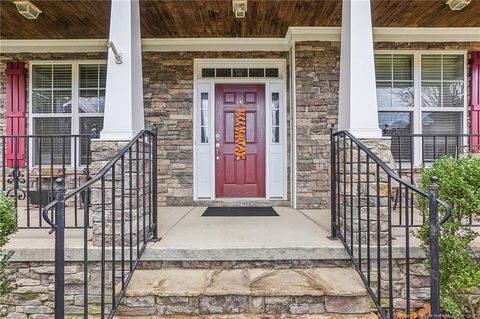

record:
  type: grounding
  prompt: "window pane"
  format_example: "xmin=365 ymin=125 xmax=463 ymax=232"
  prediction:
xmin=392 ymin=55 xmax=413 ymax=81
xmin=392 ymin=82 xmax=414 ymax=108
xmin=421 ymin=82 xmax=441 ymax=107
xmin=379 ymin=112 xmax=412 ymax=162
xmin=99 ymin=65 xmax=107 ymax=87
xmin=201 ymin=110 xmax=208 ymax=126
xmin=422 ymin=112 xmax=463 ymax=161
xmin=375 ymin=55 xmax=392 ymax=81
xmin=98 ymin=89 xmax=105 ymax=113
xmin=265 ymin=68 xmax=279 ymax=77
xmin=249 ymin=68 xmax=264 ymax=77
xmin=80 ymin=65 xmax=100 ymax=88
xmin=376 ymin=82 xmax=392 ymax=108
xmin=443 ymin=55 xmax=463 ymax=81
xmin=216 ymin=68 xmax=231 ymax=77
xmin=443 ymin=82 xmax=464 ymax=107
xmin=33 ymin=118 xmax=71 ymax=165
xmin=200 ymin=92 xmax=209 ymax=143
xmin=80 ymin=117 xmax=103 ymax=165
xmin=79 ymin=89 xmax=100 ymax=113
xmin=272 ymin=127 xmax=279 ymax=143
xmin=271 ymin=92 xmax=280 ymax=143
xmin=32 ymin=90 xmax=52 ymax=113
xmin=421 ymin=55 xmax=441 ymax=81
xmin=233 ymin=68 xmax=248 ymax=77
xmin=53 ymin=90 xmax=72 ymax=113
xmin=32 ymin=65 xmax=52 ymax=89
xmin=53 ymin=65 xmax=72 ymax=88
xmin=201 ymin=68 xmax=215 ymax=78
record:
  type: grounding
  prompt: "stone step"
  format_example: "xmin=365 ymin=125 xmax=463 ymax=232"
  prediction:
xmin=115 ymin=315 xmax=377 ymax=319
xmin=115 ymin=267 xmax=375 ymax=317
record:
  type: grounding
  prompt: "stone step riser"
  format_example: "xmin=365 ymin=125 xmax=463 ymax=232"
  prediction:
xmin=115 ymin=294 xmax=373 ymax=317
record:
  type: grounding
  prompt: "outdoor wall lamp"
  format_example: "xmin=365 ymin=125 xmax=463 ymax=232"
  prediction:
xmin=446 ymin=0 xmax=471 ymax=10
xmin=232 ymin=0 xmax=247 ymax=18
xmin=108 ymin=41 xmax=123 ymax=64
xmin=13 ymin=1 xmax=42 ymax=19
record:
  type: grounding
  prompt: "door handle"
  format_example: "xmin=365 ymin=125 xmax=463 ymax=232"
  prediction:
xmin=215 ymin=142 xmax=220 ymax=160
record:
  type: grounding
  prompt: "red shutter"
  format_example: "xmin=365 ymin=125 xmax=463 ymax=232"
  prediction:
xmin=471 ymin=52 xmax=480 ymax=152
xmin=5 ymin=62 xmax=26 ymax=168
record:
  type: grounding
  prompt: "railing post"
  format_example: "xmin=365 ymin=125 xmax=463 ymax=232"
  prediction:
xmin=54 ymin=178 xmax=66 ymax=319
xmin=329 ymin=124 xmax=337 ymax=239
xmin=428 ymin=176 xmax=441 ymax=319
xmin=152 ymin=125 xmax=158 ymax=239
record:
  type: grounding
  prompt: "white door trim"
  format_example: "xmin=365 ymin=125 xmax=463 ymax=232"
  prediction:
xmin=193 ymin=59 xmax=288 ymax=201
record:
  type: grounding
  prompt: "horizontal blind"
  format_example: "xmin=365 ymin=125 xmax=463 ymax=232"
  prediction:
xmin=422 ymin=112 xmax=462 ymax=161
xmin=33 ymin=118 xmax=72 ymax=165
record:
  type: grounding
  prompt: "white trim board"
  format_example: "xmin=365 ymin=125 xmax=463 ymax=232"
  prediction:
xmin=2 ymin=27 xmax=479 ymax=53
xmin=193 ymin=59 xmax=288 ymax=201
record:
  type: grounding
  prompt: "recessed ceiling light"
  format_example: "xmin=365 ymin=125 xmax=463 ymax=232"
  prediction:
xmin=13 ymin=1 xmax=42 ymax=19
xmin=446 ymin=0 xmax=471 ymax=10
xmin=232 ymin=0 xmax=247 ymax=19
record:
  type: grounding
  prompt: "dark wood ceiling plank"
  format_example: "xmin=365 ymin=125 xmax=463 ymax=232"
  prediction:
xmin=1 ymin=0 xmax=478 ymax=39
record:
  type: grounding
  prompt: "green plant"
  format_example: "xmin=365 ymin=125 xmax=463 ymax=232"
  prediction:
xmin=0 ymin=192 xmax=17 ymax=296
xmin=417 ymin=155 xmax=480 ymax=318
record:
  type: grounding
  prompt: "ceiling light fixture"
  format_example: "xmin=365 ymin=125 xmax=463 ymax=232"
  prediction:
xmin=232 ymin=0 xmax=247 ymax=19
xmin=446 ymin=0 xmax=471 ymax=10
xmin=13 ymin=1 xmax=42 ymax=19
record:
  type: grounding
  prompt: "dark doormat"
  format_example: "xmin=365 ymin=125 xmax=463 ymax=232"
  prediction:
xmin=202 ymin=207 xmax=279 ymax=217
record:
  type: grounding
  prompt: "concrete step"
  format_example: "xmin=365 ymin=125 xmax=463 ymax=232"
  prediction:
xmin=115 ymin=267 xmax=375 ymax=317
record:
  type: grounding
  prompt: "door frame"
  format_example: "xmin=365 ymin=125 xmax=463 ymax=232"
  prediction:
xmin=193 ymin=59 xmax=287 ymax=201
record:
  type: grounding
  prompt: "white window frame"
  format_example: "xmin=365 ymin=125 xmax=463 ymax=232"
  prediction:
xmin=28 ymin=60 xmax=106 ymax=167
xmin=193 ymin=59 xmax=288 ymax=200
xmin=375 ymin=51 xmax=468 ymax=165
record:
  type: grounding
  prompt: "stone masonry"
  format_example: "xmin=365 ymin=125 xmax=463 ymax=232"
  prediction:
xmin=336 ymin=137 xmax=395 ymax=246
xmin=89 ymin=138 xmax=154 ymax=247
xmin=2 ymin=258 xmax=480 ymax=318
xmin=294 ymin=41 xmax=340 ymax=209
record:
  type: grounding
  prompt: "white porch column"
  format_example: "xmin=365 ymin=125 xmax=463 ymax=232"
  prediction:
xmin=338 ymin=0 xmax=382 ymax=138
xmin=101 ymin=0 xmax=144 ymax=140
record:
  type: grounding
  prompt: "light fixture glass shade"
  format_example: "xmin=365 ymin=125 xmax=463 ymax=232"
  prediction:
xmin=14 ymin=1 xmax=42 ymax=19
xmin=446 ymin=0 xmax=472 ymax=10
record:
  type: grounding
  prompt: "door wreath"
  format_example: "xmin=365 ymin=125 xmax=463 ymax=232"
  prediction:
xmin=234 ymin=107 xmax=246 ymax=160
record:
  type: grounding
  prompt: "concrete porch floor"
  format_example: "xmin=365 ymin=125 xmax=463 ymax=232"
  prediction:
xmin=146 ymin=206 xmax=346 ymax=261
xmin=6 ymin=205 xmax=437 ymax=262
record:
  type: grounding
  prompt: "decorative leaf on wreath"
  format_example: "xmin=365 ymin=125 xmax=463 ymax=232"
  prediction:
xmin=234 ymin=107 xmax=246 ymax=160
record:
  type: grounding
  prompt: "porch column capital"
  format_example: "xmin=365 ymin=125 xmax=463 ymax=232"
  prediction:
xmin=338 ymin=0 xmax=382 ymax=139
xmin=101 ymin=0 xmax=144 ymax=140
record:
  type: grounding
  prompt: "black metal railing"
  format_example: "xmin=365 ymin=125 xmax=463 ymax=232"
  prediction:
xmin=330 ymin=129 xmax=452 ymax=319
xmin=1 ymin=127 xmax=98 ymax=229
xmin=42 ymin=128 xmax=158 ymax=319
xmin=383 ymin=128 xmax=480 ymax=227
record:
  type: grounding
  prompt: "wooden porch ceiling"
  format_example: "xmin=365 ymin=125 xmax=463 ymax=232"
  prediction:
xmin=1 ymin=0 xmax=479 ymax=39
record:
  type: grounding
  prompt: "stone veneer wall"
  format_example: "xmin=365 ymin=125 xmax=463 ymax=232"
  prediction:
xmin=294 ymin=41 xmax=340 ymax=209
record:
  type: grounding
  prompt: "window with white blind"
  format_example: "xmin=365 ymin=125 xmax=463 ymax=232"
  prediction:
xmin=30 ymin=62 xmax=106 ymax=166
xmin=375 ymin=52 xmax=466 ymax=164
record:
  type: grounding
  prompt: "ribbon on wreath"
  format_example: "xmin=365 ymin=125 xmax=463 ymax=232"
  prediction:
xmin=234 ymin=107 xmax=246 ymax=160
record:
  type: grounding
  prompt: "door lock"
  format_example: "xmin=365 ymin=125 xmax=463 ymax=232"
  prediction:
xmin=215 ymin=142 xmax=220 ymax=160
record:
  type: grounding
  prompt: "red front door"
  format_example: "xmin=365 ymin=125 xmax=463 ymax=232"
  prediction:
xmin=215 ymin=84 xmax=266 ymax=198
